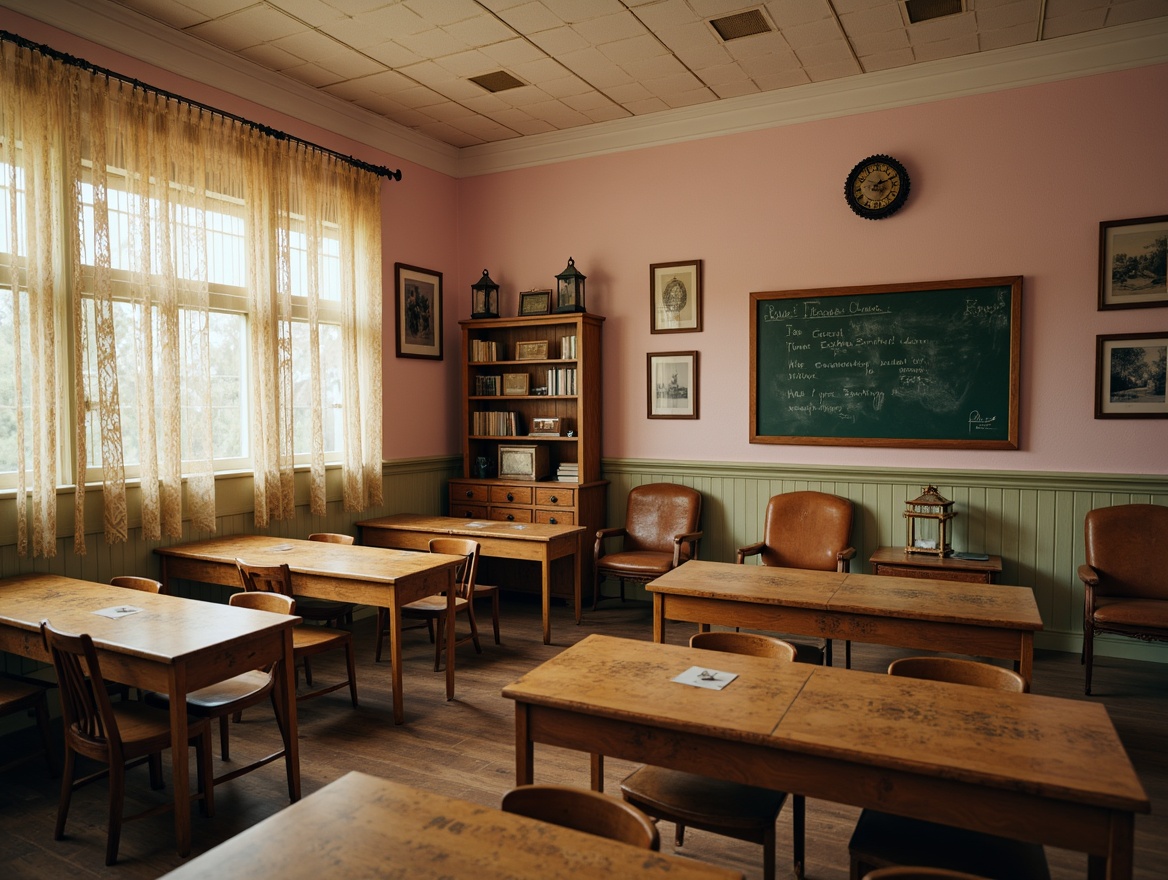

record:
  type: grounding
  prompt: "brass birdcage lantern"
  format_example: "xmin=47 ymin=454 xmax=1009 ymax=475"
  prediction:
xmin=471 ymin=269 xmax=499 ymax=319
xmin=904 ymin=485 xmax=955 ymax=557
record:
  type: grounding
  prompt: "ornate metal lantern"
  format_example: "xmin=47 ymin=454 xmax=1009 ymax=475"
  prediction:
xmin=904 ymin=485 xmax=955 ymax=556
xmin=554 ymin=257 xmax=586 ymax=313
xmin=471 ymin=269 xmax=499 ymax=319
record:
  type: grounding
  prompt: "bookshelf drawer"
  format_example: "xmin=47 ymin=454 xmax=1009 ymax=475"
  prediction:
xmin=535 ymin=509 xmax=575 ymax=526
xmin=450 ymin=482 xmax=489 ymax=503
xmin=491 ymin=485 xmax=534 ymax=505
xmin=536 ymin=488 xmax=575 ymax=508
xmin=490 ymin=505 xmax=533 ymax=523
xmin=450 ymin=503 xmax=488 ymax=519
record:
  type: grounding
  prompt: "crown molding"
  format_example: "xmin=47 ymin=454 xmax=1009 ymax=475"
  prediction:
xmin=3 ymin=0 xmax=1165 ymax=180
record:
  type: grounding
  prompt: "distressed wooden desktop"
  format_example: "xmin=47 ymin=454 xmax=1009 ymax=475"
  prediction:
xmin=155 ymin=535 xmax=461 ymax=724
xmin=0 ymin=573 xmax=300 ymax=858
xmin=647 ymin=559 xmax=1042 ymax=686
xmin=158 ymin=770 xmax=742 ymax=879
xmin=504 ymin=635 xmax=1149 ymax=880
xmin=356 ymin=514 xmax=587 ymax=645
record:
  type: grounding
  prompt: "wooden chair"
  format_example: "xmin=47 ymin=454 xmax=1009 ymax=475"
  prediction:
xmin=145 ymin=592 xmax=294 ymax=792
xmin=234 ymin=559 xmax=358 ymax=707
xmin=297 ymin=533 xmax=357 ymax=627
xmin=109 ymin=576 xmax=164 ymax=594
xmin=593 ymin=483 xmax=702 ymax=610
xmin=40 ymin=620 xmax=214 ymax=866
xmin=847 ymin=657 xmax=1049 ymax=880
xmin=736 ymin=490 xmax=856 ymax=666
xmin=863 ymin=869 xmax=994 ymax=880
xmin=0 ymin=673 xmax=56 ymax=776
xmin=620 ymin=631 xmax=804 ymax=880
xmin=376 ymin=538 xmax=482 ymax=671
xmin=502 ymin=784 xmax=660 ymax=851
xmin=1079 ymin=503 xmax=1168 ymax=694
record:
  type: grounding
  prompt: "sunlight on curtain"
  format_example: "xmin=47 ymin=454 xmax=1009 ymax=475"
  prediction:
xmin=1 ymin=41 xmax=384 ymax=556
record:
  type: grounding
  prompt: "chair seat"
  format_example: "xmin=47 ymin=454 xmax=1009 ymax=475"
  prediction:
xmin=292 ymin=624 xmax=352 ymax=656
xmin=620 ymin=765 xmax=787 ymax=831
xmin=597 ymin=551 xmax=675 ymax=580
xmin=1092 ymin=597 xmax=1168 ymax=629
xmin=148 ymin=670 xmax=273 ymax=714
xmin=848 ymin=809 xmax=1051 ymax=880
xmin=403 ymin=594 xmax=470 ymax=615
xmin=104 ymin=701 xmax=204 ymax=752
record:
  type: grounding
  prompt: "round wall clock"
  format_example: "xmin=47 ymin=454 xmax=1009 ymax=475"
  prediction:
xmin=845 ymin=154 xmax=910 ymax=220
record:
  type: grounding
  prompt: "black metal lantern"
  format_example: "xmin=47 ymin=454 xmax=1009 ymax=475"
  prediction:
xmin=471 ymin=269 xmax=499 ymax=319
xmin=554 ymin=257 xmax=586 ymax=313
xmin=904 ymin=485 xmax=956 ymax=556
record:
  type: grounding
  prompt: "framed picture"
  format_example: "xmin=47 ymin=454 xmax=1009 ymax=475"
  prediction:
xmin=529 ymin=417 xmax=562 ymax=435
xmin=650 ymin=259 xmax=702 ymax=333
xmin=519 ymin=289 xmax=552 ymax=316
xmin=1095 ymin=332 xmax=1168 ymax=418
xmin=1099 ymin=215 xmax=1168 ymax=310
xmin=516 ymin=340 xmax=550 ymax=360
xmin=647 ymin=351 xmax=699 ymax=419
xmin=502 ymin=373 xmax=530 ymax=396
xmin=394 ymin=263 xmax=442 ymax=359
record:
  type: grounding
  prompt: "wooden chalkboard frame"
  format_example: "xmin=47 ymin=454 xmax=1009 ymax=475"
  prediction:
xmin=750 ymin=277 xmax=1021 ymax=449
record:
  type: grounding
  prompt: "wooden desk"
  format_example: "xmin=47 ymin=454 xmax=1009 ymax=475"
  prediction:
xmin=647 ymin=559 xmax=1043 ymax=686
xmin=158 ymin=770 xmax=743 ymax=879
xmin=357 ymin=514 xmax=587 ymax=645
xmin=155 ymin=535 xmax=461 ymax=724
xmin=504 ymin=635 xmax=1150 ymax=880
xmin=0 ymin=573 xmax=300 ymax=858
xmin=869 ymin=546 xmax=1003 ymax=583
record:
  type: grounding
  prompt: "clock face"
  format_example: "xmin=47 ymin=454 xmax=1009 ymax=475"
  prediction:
xmin=845 ymin=154 xmax=910 ymax=220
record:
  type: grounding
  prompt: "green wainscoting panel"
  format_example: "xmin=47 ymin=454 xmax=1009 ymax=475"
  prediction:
xmin=600 ymin=458 xmax=1168 ymax=662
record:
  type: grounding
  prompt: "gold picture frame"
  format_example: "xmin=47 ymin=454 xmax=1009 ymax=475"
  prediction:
xmin=519 ymin=289 xmax=552 ymax=316
xmin=516 ymin=340 xmax=550 ymax=360
xmin=502 ymin=373 xmax=530 ymax=396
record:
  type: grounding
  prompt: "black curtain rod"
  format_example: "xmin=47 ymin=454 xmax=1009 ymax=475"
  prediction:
xmin=0 ymin=29 xmax=403 ymax=182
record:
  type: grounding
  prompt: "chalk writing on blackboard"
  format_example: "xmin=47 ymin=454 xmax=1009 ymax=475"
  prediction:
xmin=750 ymin=277 xmax=1021 ymax=449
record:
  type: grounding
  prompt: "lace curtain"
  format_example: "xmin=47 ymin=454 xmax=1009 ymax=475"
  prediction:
xmin=2 ymin=42 xmax=383 ymax=556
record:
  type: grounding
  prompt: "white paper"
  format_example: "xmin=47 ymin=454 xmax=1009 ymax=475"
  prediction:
xmin=94 ymin=604 xmax=143 ymax=619
xmin=672 ymin=665 xmax=738 ymax=690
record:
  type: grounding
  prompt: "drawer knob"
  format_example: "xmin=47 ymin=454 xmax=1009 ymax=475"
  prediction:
xmin=506 ymin=492 xmax=514 ymax=502
xmin=506 ymin=514 xmax=515 ymax=522
xmin=549 ymin=495 xmax=558 ymax=504
xmin=549 ymin=517 xmax=558 ymax=525
xmin=465 ymin=490 xmax=474 ymax=498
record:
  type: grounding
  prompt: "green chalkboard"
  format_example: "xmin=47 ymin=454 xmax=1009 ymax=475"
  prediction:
xmin=750 ymin=277 xmax=1021 ymax=448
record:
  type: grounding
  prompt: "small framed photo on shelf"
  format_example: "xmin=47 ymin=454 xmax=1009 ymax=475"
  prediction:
xmin=394 ymin=263 xmax=442 ymax=360
xmin=529 ymin=417 xmax=562 ymax=435
xmin=650 ymin=259 xmax=702 ymax=333
xmin=648 ymin=351 xmax=699 ymax=419
xmin=518 ymin=289 xmax=552 ymax=316
xmin=516 ymin=340 xmax=550 ymax=361
xmin=502 ymin=373 xmax=530 ymax=396
xmin=1095 ymin=332 xmax=1168 ymax=418
xmin=1099 ymin=215 xmax=1168 ymax=310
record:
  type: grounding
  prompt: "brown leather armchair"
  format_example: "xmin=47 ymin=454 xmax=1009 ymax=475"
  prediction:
xmin=736 ymin=490 xmax=856 ymax=665
xmin=593 ymin=483 xmax=702 ymax=610
xmin=1079 ymin=503 xmax=1168 ymax=695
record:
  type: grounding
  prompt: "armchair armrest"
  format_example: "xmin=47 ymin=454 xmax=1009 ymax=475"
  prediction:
xmin=736 ymin=541 xmax=765 ymax=564
xmin=671 ymin=530 xmax=704 ymax=568
xmin=594 ymin=527 xmax=627 ymax=562
xmin=1078 ymin=562 xmax=1099 ymax=617
xmin=837 ymin=546 xmax=857 ymax=573
xmin=1077 ymin=563 xmax=1099 ymax=586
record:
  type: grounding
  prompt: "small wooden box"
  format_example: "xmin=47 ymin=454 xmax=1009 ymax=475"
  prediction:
xmin=498 ymin=445 xmax=550 ymax=481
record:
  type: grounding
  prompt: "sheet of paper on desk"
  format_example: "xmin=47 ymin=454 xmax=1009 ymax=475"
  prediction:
xmin=94 ymin=605 xmax=143 ymax=619
xmin=673 ymin=665 xmax=738 ymax=690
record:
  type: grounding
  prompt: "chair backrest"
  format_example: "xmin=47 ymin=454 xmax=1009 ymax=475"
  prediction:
xmin=110 ymin=576 xmax=164 ymax=594
xmin=1084 ymin=504 xmax=1168 ymax=600
xmin=689 ymin=630 xmax=798 ymax=662
xmin=428 ymin=538 xmax=480 ymax=602
xmin=40 ymin=620 xmax=123 ymax=756
xmin=757 ymin=491 xmax=854 ymax=571
xmin=307 ymin=532 xmax=354 ymax=545
xmin=235 ymin=559 xmax=294 ymax=597
xmin=862 ymin=868 xmax=993 ymax=880
xmin=888 ymin=656 xmax=1026 ymax=693
xmin=229 ymin=591 xmax=296 ymax=616
xmin=622 ymin=483 xmax=702 ymax=556
xmin=501 ymin=784 xmax=660 ymax=850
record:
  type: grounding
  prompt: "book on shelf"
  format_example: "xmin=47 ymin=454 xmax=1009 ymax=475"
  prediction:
xmin=471 ymin=410 xmax=522 ymax=436
xmin=555 ymin=463 xmax=579 ymax=482
xmin=470 ymin=339 xmax=500 ymax=362
xmin=559 ymin=334 xmax=577 ymax=359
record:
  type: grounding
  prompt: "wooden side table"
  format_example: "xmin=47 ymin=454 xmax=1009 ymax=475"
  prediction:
xmin=869 ymin=546 xmax=1002 ymax=584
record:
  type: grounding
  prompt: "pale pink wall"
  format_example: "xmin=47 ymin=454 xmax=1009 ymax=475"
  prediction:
xmin=457 ymin=64 xmax=1168 ymax=475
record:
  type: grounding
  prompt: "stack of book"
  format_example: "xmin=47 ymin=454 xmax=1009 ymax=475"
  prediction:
xmin=555 ymin=463 xmax=579 ymax=483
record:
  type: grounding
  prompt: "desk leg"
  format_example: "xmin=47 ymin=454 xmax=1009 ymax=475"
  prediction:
xmin=445 ymin=569 xmax=455 ymax=702
xmin=1019 ymin=631 xmax=1034 ymax=691
xmin=166 ymin=667 xmax=192 ymax=857
xmin=274 ymin=628 xmax=301 ymax=801
xmin=515 ymin=703 xmax=533 ymax=785
xmin=388 ymin=597 xmax=405 ymax=724
xmin=1100 ymin=811 xmax=1134 ymax=880
xmin=541 ymin=556 xmax=552 ymax=646
xmin=590 ymin=753 xmax=604 ymax=793
xmin=652 ymin=594 xmax=665 ymax=643
xmin=573 ymin=534 xmax=582 ymax=626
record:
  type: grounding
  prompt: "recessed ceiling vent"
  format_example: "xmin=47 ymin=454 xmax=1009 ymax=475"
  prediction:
xmin=709 ymin=8 xmax=773 ymax=42
xmin=469 ymin=70 xmax=525 ymax=93
xmin=904 ymin=0 xmax=963 ymax=23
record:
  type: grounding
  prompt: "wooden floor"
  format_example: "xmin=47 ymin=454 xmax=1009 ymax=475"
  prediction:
xmin=1 ymin=593 xmax=1165 ymax=879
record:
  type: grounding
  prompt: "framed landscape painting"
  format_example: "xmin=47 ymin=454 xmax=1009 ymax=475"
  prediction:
xmin=647 ymin=351 xmax=699 ymax=419
xmin=1095 ymin=332 xmax=1168 ymax=418
xmin=395 ymin=263 xmax=442 ymax=359
xmin=1098 ymin=215 xmax=1168 ymax=310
